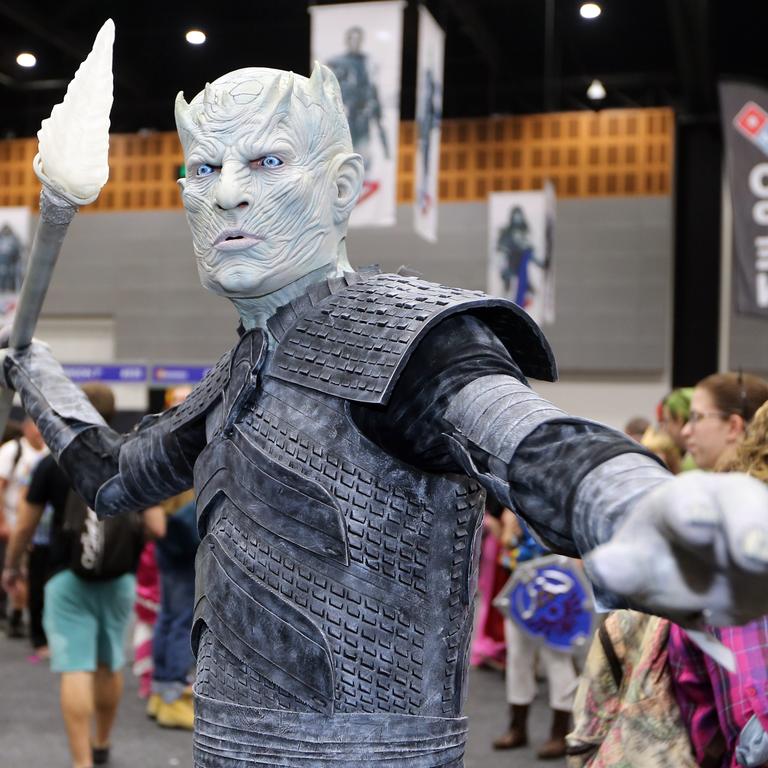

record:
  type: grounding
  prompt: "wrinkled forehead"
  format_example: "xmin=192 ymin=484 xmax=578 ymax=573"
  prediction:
xmin=176 ymin=66 xmax=351 ymax=158
xmin=194 ymin=69 xmax=284 ymax=105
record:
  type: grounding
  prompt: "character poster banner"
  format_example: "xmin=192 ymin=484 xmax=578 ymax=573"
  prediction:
xmin=310 ymin=0 xmax=405 ymax=228
xmin=487 ymin=184 xmax=556 ymax=325
xmin=0 ymin=207 xmax=30 ymax=323
xmin=413 ymin=6 xmax=444 ymax=243
xmin=720 ymin=81 xmax=768 ymax=317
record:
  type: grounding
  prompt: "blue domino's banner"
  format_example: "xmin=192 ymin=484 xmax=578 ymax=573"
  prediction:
xmin=62 ymin=365 xmax=148 ymax=383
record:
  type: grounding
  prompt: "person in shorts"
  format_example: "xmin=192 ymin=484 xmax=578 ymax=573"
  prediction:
xmin=2 ymin=384 xmax=164 ymax=768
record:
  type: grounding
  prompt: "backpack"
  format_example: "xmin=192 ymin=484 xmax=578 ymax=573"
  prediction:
xmin=566 ymin=610 xmax=698 ymax=768
xmin=62 ymin=490 xmax=144 ymax=581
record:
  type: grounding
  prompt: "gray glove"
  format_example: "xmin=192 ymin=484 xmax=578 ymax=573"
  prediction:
xmin=585 ymin=471 xmax=768 ymax=627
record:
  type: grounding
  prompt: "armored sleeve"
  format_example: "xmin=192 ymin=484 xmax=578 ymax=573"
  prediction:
xmin=4 ymin=342 xmax=228 ymax=517
xmin=352 ymin=313 xmax=670 ymax=563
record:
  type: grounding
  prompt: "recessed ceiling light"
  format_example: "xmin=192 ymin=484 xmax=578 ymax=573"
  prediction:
xmin=587 ymin=79 xmax=607 ymax=100
xmin=16 ymin=52 xmax=37 ymax=68
xmin=580 ymin=3 xmax=602 ymax=20
xmin=185 ymin=29 xmax=206 ymax=45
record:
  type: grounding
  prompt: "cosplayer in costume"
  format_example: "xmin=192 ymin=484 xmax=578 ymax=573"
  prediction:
xmin=3 ymin=23 xmax=768 ymax=767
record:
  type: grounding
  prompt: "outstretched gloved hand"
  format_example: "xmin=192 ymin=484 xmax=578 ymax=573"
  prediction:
xmin=586 ymin=471 xmax=768 ymax=627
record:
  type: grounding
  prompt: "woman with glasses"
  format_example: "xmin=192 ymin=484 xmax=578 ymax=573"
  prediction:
xmin=669 ymin=373 xmax=768 ymax=768
xmin=681 ymin=373 xmax=768 ymax=471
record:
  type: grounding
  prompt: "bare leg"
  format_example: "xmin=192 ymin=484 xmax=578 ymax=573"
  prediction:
xmin=60 ymin=671 xmax=95 ymax=768
xmin=93 ymin=665 xmax=123 ymax=749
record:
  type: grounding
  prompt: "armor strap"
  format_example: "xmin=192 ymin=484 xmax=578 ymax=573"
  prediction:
xmin=193 ymin=694 xmax=468 ymax=767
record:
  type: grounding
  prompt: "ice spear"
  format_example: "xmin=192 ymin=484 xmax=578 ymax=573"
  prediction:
xmin=0 ymin=19 xmax=114 ymax=432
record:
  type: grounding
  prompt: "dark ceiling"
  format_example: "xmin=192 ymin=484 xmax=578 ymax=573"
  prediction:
xmin=0 ymin=0 xmax=765 ymax=138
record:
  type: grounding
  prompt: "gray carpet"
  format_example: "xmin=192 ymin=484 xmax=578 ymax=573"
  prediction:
xmin=0 ymin=629 xmax=565 ymax=767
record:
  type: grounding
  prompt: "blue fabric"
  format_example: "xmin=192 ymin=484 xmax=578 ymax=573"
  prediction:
xmin=153 ymin=560 xmax=196 ymax=683
xmin=43 ymin=569 xmax=135 ymax=672
xmin=155 ymin=501 xmax=199 ymax=571
xmin=516 ymin=522 xmax=547 ymax=563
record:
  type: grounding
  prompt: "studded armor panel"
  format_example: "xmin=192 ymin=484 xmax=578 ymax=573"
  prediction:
xmin=267 ymin=270 xmax=557 ymax=403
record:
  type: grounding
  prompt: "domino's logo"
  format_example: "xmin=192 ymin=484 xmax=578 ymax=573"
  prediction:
xmin=734 ymin=101 xmax=768 ymax=156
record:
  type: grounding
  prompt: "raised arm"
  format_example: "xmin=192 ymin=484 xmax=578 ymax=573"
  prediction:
xmin=2 ymin=341 xmax=222 ymax=517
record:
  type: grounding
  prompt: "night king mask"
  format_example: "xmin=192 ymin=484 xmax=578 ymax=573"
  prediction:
xmin=175 ymin=64 xmax=363 ymax=299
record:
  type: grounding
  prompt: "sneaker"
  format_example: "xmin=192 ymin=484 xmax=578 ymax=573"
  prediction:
xmin=92 ymin=744 xmax=110 ymax=765
xmin=146 ymin=693 xmax=162 ymax=720
xmin=156 ymin=697 xmax=195 ymax=730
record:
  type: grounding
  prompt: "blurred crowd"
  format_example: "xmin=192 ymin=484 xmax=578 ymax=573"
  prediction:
xmin=474 ymin=370 xmax=768 ymax=767
xmin=2 ymin=370 xmax=768 ymax=768
xmin=0 ymin=385 xmax=198 ymax=768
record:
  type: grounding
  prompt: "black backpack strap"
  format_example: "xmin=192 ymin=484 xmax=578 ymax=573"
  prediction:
xmin=598 ymin=620 xmax=624 ymax=690
xmin=10 ymin=438 xmax=21 ymax=471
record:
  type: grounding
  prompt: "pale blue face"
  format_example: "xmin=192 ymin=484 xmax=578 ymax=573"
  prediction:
xmin=176 ymin=68 xmax=360 ymax=300
xmin=181 ymin=113 xmax=340 ymax=298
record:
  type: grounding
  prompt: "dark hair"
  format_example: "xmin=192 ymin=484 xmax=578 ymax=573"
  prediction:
xmin=81 ymin=382 xmax=116 ymax=424
xmin=624 ymin=416 xmax=650 ymax=436
xmin=2 ymin=419 xmax=22 ymax=444
xmin=697 ymin=372 xmax=768 ymax=424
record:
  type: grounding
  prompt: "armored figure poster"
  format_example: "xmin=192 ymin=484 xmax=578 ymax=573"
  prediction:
xmin=311 ymin=1 xmax=404 ymax=227
xmin=0 ymin=208 xmax=29 ymax=321
xmin=488 ymin=187 xmax=556 ymax=325
xmin=413 ymin=6 xmax=445 ymax=243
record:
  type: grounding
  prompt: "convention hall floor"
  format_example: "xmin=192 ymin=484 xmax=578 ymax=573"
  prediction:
xmin=0 ymin=629 xmax=564 ymax=767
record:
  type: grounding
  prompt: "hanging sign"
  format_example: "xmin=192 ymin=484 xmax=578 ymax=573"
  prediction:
xmin=310 ymin=1 xmax=405 ymax=227
xmin=413 ymin=6 xmax=444 ymax=243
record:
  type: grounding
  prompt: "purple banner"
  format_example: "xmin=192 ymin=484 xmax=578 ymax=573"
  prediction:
xmin=62 ymin=364 xmax=147 ymax=383
xmin=151 ymin=365 xmax=211 ymax=385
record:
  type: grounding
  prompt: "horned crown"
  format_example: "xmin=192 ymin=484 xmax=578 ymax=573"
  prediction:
xmin=174 ymin=62 xmax=352 ymax=156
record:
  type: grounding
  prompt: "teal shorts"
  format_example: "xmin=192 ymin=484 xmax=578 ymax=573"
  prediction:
xmin=43 ymin=569 xmax=136 ymax=673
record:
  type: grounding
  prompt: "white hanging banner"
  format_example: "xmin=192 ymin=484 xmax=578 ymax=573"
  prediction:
xmin=310 ymin=1 xmax=405 ymax=228
xmin=413 ymin=6 xmax=444 ymax=243
xmin=0 ymin=207 xmax=31 ymax=324
xmin=487 ymin=183 xmax=556 ymax=325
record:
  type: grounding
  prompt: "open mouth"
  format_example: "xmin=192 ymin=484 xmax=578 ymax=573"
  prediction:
xmin=213 ymin=230 xmax=263 ymax=251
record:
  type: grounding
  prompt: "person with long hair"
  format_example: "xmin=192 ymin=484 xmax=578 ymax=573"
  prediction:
xmin=669 ymin=373 xmax=768 ymax=768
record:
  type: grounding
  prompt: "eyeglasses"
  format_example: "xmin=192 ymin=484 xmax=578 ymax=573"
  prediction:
xmin=688 ymin=410 xmax=728 ymax=425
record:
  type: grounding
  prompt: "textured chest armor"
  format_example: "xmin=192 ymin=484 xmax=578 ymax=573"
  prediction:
xmin=189 ymin=270 xmax=554 ymax=767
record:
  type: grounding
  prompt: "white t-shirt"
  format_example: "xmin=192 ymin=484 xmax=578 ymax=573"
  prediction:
xmin=0 ymin=437 xmax=48 ymax=529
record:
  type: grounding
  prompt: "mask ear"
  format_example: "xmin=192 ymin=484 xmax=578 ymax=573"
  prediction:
xmin=332 ymin=153 xmax=364 ymax=225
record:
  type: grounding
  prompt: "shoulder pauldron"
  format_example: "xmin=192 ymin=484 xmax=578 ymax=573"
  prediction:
xmin=266 ymin=269 xmax=557 ymax=404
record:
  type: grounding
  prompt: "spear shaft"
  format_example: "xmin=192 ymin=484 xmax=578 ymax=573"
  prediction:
xmin=0 ymin=188 xmax=78 ymax=432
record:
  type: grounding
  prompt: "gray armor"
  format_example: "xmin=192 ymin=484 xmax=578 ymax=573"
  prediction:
xmin=190 ymin=271 xmax=553 ymax=764
xmin=8 ymin=270 xmax=653 ymax=767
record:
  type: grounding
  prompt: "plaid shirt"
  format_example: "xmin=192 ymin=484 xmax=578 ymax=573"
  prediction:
xmin=668 ymin=619 xmax=768 ymax=768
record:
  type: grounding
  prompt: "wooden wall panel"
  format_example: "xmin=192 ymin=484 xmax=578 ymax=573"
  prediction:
xmin=0 ymin=107 xmax=673 ymax=212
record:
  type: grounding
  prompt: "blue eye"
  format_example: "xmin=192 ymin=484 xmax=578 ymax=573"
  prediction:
xmin=196 ymin=164 xmax=215 ymax=176
xmin=258 ymin=155 xmax=283 ymax=168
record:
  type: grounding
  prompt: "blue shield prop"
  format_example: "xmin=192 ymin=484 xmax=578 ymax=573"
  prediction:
xmin=493 ymin=554 xmax=595 ymax=653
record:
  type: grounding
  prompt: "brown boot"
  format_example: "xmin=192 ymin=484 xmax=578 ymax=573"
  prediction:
xmin=492 ymin=704 xmax=529 ymax=750
xmin=537 ymin=708 xmax=571 ymax=760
